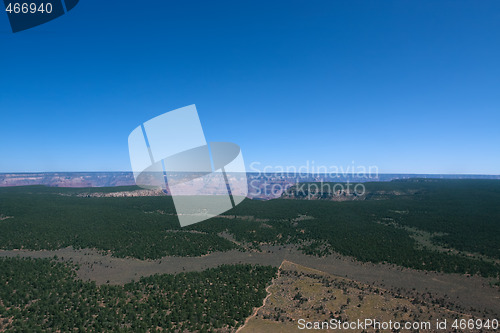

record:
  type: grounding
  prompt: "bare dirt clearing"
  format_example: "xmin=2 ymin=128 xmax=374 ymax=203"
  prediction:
xmin=239 ymin=261 xmax=496 ymax=333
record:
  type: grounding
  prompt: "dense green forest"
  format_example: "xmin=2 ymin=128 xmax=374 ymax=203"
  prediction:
xmin=0 ymin=179 xmax=499 ymax=277
xmin=0 ymin=257 xmax=276 ymax=332
xmin=0 ymin=186 xmax=238 ymax=259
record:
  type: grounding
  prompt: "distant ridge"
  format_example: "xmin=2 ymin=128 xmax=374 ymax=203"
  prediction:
xmin=0 ymin=172 xmax=498 ymax=188
xmin=0 ymin=172 xmax=135 ymax=187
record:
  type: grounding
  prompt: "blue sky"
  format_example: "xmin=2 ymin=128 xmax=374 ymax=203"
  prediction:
xmin=1 ymin=0 xmax=499 ymax=174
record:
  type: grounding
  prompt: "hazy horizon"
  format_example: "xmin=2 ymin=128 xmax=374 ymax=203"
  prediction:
xmin=1 ymin=171 xmax=499 ymax=176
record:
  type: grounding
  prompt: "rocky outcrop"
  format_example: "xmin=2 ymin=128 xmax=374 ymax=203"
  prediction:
xmin=0 ymin=172 xmax=135 ymax=187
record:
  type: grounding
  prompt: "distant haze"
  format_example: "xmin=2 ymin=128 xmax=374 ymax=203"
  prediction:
xmin=0 ymin=172 xmax=499 ymax=188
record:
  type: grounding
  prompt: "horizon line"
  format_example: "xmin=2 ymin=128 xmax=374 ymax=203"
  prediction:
xmin=0 ymin=171 xmax=499 ymax=177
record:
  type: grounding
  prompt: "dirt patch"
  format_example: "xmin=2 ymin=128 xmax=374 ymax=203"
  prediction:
xmin=240 ymin=260 xmax=495 ymax=333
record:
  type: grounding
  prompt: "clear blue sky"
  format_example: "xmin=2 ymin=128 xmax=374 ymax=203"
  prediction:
xmin=1 ymin=0 xmax=499 ymax=174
